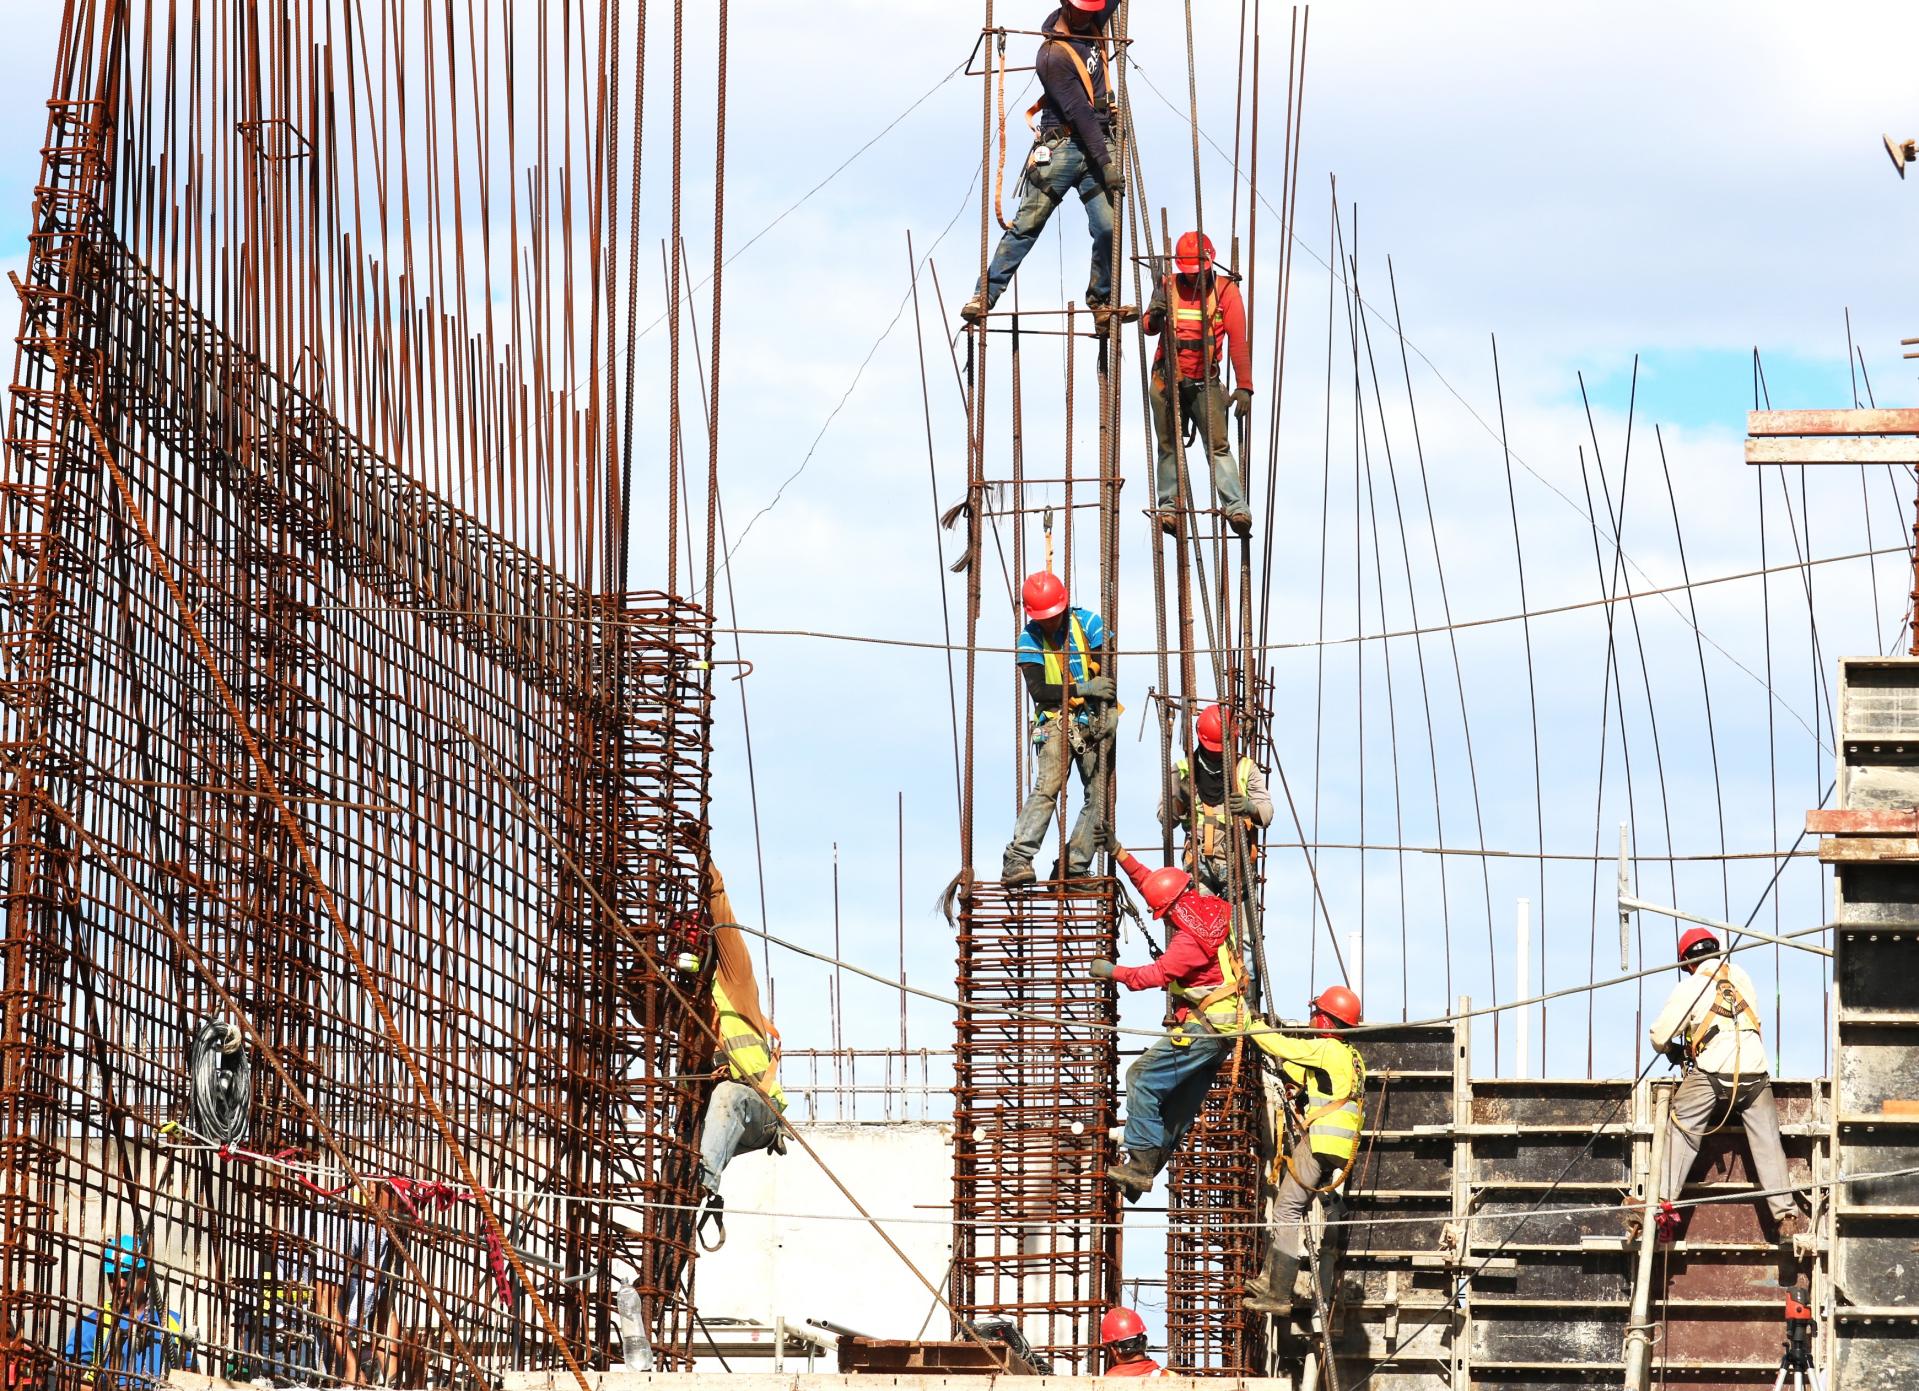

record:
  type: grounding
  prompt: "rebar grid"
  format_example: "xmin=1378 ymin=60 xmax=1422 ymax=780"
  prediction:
xmin=0 ymin=8 xmax=720 ymax=1383
xmin=1165 ymin=1062 xmax=1264 ymax=1374
xmin=950 ymin=880 xmax=1121 ymax=1373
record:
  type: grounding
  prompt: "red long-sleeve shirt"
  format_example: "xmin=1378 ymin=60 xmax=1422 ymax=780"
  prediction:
xmin=1112 ymin=851 xmax=1232 ymax=1019
xmin=1146 ymin=275 xmax=1253 ymax=390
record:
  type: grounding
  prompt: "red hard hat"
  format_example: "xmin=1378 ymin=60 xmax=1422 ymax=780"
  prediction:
xmin=1174 ymin=231 xmax=1216 ymax=276
xmin=1065 ymin=0 xmax=1106 ymax=9
xmin=1312 ymin=985 xmax=1362 ymax=1028
xmin=1101 ymin=1307 xmax=1146 ymax=1343
xmin=1140 ymin=865 xmax=1191 ymax=919
xmin=1677 ymin=927 xmax=1719 ymax=961
xmin=1195 ymin=703 xmax=1226 ymax=753
xmin=1022 ymin=571 xmax=1068 ymax=622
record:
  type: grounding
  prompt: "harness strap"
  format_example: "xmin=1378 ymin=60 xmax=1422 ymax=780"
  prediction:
xmin=1023 ymin=20 xmax=1109 ymax=130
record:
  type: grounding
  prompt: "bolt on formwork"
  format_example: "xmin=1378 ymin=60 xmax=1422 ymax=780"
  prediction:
xmin=950 ymin=879 xmax=1121 ymax=1373
xmin=0 ymin=7 xmax=723 ymax=1386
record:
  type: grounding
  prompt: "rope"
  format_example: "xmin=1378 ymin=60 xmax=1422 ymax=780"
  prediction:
xmin=185 ymin=1019 xmax=251 ymax=1147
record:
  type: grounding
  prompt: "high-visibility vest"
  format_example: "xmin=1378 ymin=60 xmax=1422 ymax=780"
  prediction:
xmin=1160 ymin=278 xmax=1227 ymax=381
xmin=1032 ymin=613 xmax=1096 ymax=722
xmin=1687 ymin=964 xmax=1762 ymax=1060
xmin=713 ymin=979 xmax=787 ymax=1113
xmin=1280 ymin=1041 xmax=1365 ymax=1168
xmin=1173 ymin=755 xmax=1259 ymax=862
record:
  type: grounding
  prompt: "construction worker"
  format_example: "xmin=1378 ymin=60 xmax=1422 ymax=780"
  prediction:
xmin=1143 ymin=231 xmax=1255 ymax=537
xmin=317 ymin=1188 xmax=403 ymax=1386
xmin=1003 ymin=571 xmax=1113 ymax=885
xmin=64 ymin=1236 xmax=194 ymax=1390
xmin=1641 ymin=928 xmax=1804 ymax=1241
xmin=696 ymin=865 xmax=787 ymax=1227
xmin=962 ymin=0 xmax=1130 ymax=326
xmin=1094 ymin=849 xmax=1244 ymax=1198
xmin=1243 ymin=987 xmax=1367 ymax=1317
xmin=1161 ymin=703 xmax=1273 ymax=896
xmin=1099 ymin=1307 xmax=1164 ymax=1376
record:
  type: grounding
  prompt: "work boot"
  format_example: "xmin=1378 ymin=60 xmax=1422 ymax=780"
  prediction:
xmin=1106 ymin=1146 xmax=1163 ymax=1199
xmin=960 ymin=294 xmax=987 ymax=325
xmin=1089 ymin=302 xmax=1139 ymax=328
xmin=1226 ymin=509 xmax=1254 ymax=538
xmin=1775 ymin=1211 xmax=1807 ymax=1242
xmin=1001 ymin=859 xmax=1037 ymax=888
xmin=1152 ymin=509 xmax=1180 ymax=537
xmin=1242 ymin=1248 xmax=1303 ymax=1315
xmin=1621 ymin=1203 xmax=1644 ymax=1242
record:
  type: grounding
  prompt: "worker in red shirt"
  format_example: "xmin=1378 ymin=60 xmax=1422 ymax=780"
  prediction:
xmin=1093 ymin=848 xmax=1248 ymax=1198
xmin=1099 ymin=1307 xmax=1165 ymax=1376
xmin=1143 ymin=231 xmax=1254 ymax=538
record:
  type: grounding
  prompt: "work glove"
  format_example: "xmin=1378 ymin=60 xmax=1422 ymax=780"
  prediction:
xmin=1144 ymin=291 xmax=1166 ymax=335
xmin=1098 ymin=159 xmax=1125 ymax=200
xmin=1090 ymin=959 xmax=1116 ymax=980
xmin=1078 ymin=674 xmax=1116 ymax=702
xmin=1232 ymin=386 xmax=1253 ymax=421
xmin=1225 ymin=792 xmax=1252 ymax=816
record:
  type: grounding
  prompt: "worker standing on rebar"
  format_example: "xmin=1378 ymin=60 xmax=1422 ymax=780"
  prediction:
xmin=1094 ymin=849 xmax=1245 ymax=1198
xmin=1143 ymin=231 xmax=1255 ymax=537
xmin=1640 ymin=929 xmax=1804 ymax=1242
xmin=1003 ymin=571 xmax=1114 ymax=886
xmin=1243 ymin=988 xmax=1367 ymax=1318
xmin=64 ymin=1237 xmax=194 ymax=1391
xmin=695 ymin=864 xmax=787 ymax=1228
xmin=961 ymin=0 xmax=1131 ymax=327
xmin=1161 ymin=703 xmax=1273 ymax=896
xmin=1098 ymin=1308 xmax=1165 ymax=1376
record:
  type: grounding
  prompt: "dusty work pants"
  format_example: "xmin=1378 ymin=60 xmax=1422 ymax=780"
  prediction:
xmin=1272 ymin=1148 xmax=1349 ymax=1263
xmin=1004 ymin=714 xmax=1109 ymax=877
xmin=975 ymin=132 xmax=1115 ymax=310
xmin=1122 ymin=1028 xmax=1234 ymax=1156
xmin=1151 ymin=374 xmax=1245 ymax=515
xmin=1660 ymin=1070 xmax=1796 ymax=1222
xmin=698 ymin=1080 xmax=781 ymax=1196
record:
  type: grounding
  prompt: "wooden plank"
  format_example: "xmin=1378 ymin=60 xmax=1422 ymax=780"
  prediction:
xmin=1820 ymin=836 xmax=1919 ymax=863
xmin=1809 ymin=809 xmax=1919 ymax=834
xmin=1746 ymin=436 xmax=1919 ymax=465
xmin=1748 ymin=407 xmax=1919 ymax=437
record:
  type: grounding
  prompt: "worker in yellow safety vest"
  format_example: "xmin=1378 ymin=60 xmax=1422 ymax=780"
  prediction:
xmin=1161 ymin=703 xmax=1273 ymax=896
xmin=696 ymin=865 xmax=787 ymax=1207
xmin=1639 ymin=927 xmax=1803 ymax=1242
xmin=1243 ymin=987 xmax=1367 ymax=1317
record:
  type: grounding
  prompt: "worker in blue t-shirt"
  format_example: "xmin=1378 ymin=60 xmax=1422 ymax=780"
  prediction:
xmin=1003 ymin=571 xmax=1114 ymax=885
xmin=64 ymin=1237 xmax=194 ymax=1391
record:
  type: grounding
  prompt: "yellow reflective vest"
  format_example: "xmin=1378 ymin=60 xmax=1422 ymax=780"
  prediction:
xmin=1250 ymin=1029 xmax=1365 ymax=1167
xmin=713 ymin=978 xmax=786 ymax=1113
xmin=1173 ymin=755 xmax=1259 ymax=862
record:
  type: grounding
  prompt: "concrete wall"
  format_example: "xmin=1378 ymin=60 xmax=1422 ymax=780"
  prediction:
xmin=692 ymin=1122 xmax=954 ymax=1366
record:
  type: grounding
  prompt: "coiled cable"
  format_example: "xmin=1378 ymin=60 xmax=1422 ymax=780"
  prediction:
xmin=187 ymin=1018 xmax=251 ymax=1144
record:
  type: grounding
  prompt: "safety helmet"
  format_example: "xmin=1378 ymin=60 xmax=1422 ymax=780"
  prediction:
xmin=1022 ymin=571 xmax=1069 ymax=622
xmin=1064 ymin=0 xmax=1106 ymax=10
xmin=102 ymin=1235 xmax=148 ymax=1277
xmin=1139 ymin=865 xmax=1191 ymax=919
xmin=1195 ymin=703 xmax=1226 ymax=753
xmin=1100 ymin=1307 xmax=1147 ymax=1343
xmin=1677 ymin=927 xmax=1720 ymax=962
xmin=1311 ymin=985 xmax=1362 ymax=1029
xmin=1174 ymin=230 xmax=1216 ymax=276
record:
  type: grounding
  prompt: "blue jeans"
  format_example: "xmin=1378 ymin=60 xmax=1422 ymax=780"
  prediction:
xmin=698 ymin=1080 xmax=781 ymax=1195
xmin=1122 ymin=1027 xmax=1234 ymax=1154
xmin=1004 ymin=714 xmax=1108 ymax=875
xmin=1152 ymin=374 xmax=1245 ymax=513
xmin=975 ymin=133 xmax=1114 ymax=310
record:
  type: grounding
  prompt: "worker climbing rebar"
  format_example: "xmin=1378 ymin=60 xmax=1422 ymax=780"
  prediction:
xmin=1002 ymin=571 xmax=1115 ymax=885
xmin=1634 ymin=927 xmax=1804 ymax=1243
xmin=962 ymin=0 xmax=1134 ymax=327
xmin=1243 ymin=986 xmax=1367 ymax=1320
xmin=1143 ymin=231 xmax=1255 ymax=537
xmin=65 ymin=1236 xmax=196 ymax=1391
xmin=1160 ymin=702 xmax=1273 ymax=896
xmin=694 ymin=864 xmax=788 ymax=1244
xmin=1095 ymin=848 xmax=1246 ymax=1199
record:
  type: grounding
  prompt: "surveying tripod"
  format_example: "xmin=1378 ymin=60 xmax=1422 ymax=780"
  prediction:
xmin=1772 ymin=1288 xmax=1825 ymax=1391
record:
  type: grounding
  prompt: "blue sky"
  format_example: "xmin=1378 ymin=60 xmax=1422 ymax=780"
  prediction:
xmin=3 ymin=2 xmax=1913 ymax=1100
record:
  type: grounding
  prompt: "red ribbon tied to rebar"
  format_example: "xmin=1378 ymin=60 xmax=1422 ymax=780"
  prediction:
xmin=1653 ymin=1200 xmax=1682 ymax=1243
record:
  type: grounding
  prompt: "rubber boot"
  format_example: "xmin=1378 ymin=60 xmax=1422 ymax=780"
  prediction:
xmin=1242 ymin=1247 xmax=1302 ymax=1315
xmin=1106 ymin=1146 xmax=1163 ymax=1199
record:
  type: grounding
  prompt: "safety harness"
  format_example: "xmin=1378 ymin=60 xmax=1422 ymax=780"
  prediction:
xmin=1157 ymin=277 xmax=1228 ymax=382
xmin=1173 ymin=754 xmax=1259 ymax=865
xmin=1673 ymin=960 xmax=1763 ymax=1138
xmin=713 ymin=978 xmax=787 ymax=1113
xmin=1024 ymin=17 xmax=1113 ymax=133
xmin=1030 ymin=611 xmax=1097 ymax=727
xmin=1271 ymin=1040 xmax=1366 ymax=1194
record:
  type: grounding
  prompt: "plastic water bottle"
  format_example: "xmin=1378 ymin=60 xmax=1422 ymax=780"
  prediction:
xmin=614 ymin=1286 xmax=655 ymax=1371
